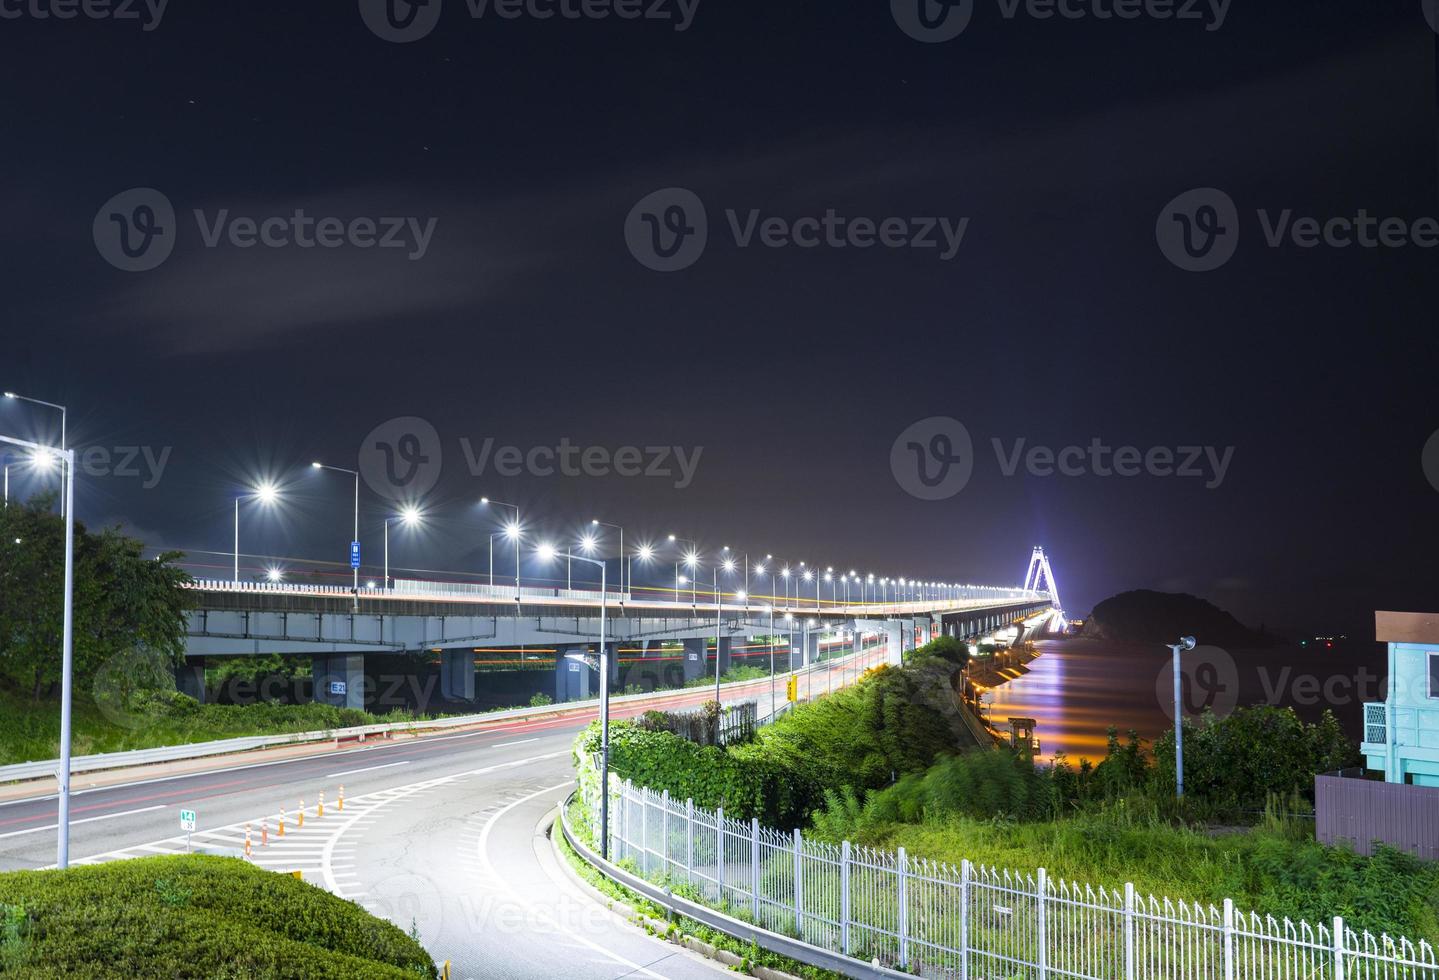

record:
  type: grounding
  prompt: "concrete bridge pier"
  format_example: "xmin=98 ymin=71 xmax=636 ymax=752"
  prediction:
xmin=554 ymin=646 xmax=593 ymax=703
xmin=313 ymin=654 xmax=365 ymax=710
xmin=681 ymin=638 xmax=707 ymax=682
xmin=885 ymin=622 xmax=904 ymax=664
xmin=175 ymin=658 xmax=206 ymax=703
xmin=715 ymin=635 xmax=732 ymax=677
xmin=439 ymin=650 xmax=475 ymax=702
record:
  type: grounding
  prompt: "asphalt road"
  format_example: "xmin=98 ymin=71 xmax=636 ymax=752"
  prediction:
xmin=0 ymin=651 xmax=881 ymax=978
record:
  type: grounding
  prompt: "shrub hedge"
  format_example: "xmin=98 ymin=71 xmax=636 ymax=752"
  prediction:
xmin=0 ymin=855 xmax=435 ymax=978
xmin=575 ymin=643 xmax=974 ymax=827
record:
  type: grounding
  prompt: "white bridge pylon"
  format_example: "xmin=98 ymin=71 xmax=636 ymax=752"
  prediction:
xmin=1022 ymin=547 xmax=1065 ymax=629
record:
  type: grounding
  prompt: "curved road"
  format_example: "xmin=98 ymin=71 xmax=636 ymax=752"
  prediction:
xmin=0 ymin=650 xmax=884 ymax=977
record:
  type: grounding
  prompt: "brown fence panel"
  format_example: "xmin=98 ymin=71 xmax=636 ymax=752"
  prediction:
xmin=1316 ymin=772 xmax=1439 ymax=859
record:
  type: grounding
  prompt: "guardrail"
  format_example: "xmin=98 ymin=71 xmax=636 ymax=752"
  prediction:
xmin=0 ymin=645 xmax=877 ymax=787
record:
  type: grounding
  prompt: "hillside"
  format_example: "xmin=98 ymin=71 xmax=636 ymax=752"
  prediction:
xmin=1082 ymin=590 xmax=1282 ymax=648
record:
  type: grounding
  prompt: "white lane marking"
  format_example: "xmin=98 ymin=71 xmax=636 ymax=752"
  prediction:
xmin=474 ymin=783 xmax=674 ymax=980
xmin=0 ymin=804 xmax=166 ymax=840
xmin=490 ymin=738 xmax=539 ymax=749
xmin=325 ymin=761 xmax=411 ymax=778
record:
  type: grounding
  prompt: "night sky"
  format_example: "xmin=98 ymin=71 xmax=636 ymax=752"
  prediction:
xmin=1 ymin=0 xmax=1436 ymax=638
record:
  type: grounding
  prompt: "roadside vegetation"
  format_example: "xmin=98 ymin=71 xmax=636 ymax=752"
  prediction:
xmin=0 ymin=855 xmax=435 ymax=977
xmin=577 ymin=635 xmax=1439 ymax=944
xmin=0 ymin=495 xmax=436 ymax=767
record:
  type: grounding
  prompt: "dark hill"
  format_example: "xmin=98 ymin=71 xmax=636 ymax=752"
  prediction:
xmin=1082 ymin=590 xmax=1283 ymax=648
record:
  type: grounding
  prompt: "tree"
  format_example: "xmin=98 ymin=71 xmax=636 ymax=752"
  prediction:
xmin=0 ymin=494 xmax=191 ymax=700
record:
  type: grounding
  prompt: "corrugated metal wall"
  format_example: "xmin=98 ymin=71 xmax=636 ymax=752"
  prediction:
xmin=1316 ymin=773 xmax=1439 ymax=859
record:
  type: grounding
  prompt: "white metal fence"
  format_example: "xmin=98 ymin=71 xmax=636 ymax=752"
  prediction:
xmin=598 ymin=778 xmax=1438 ymax=979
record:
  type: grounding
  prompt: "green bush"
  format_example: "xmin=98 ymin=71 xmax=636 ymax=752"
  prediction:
xmin=0 ymin=855 xmax=436 ymax=978
xmin=577 ymin=648 xmax=972 ymax=827
xmin=1152 ymin=706 xmax=1358 ymax=817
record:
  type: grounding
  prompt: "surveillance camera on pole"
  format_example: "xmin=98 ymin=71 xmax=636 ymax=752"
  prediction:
xmin=1166 ymin=636 xmax=1197 ymax=798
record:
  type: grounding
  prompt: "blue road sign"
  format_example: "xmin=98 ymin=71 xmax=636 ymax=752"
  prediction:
xmin=350 ymin=541 xmax=361 ymax=569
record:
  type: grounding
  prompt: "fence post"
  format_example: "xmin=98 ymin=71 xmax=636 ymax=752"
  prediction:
xmin=841 ymin=840 xmax=852 ymax=956
xmin=716 ymin=806 xmax=725 ymax=901
xmin=1333 ymin=916 xmax=1346 ymax=980
xmin=751 ymin=817 xmax=761 ymax=922
xmin=686 ymin=798 xmax=694 ymax=884
xmin=793 ymin=828 xmax=804 ymax=940
xmin=959 ymin=859 xmax=970 ymax=980
xmin=641 ymin=787 xmax=649 ymax=876
xmin=897 ymin=847 xmax=909 ymax=970
xmin=1123 ymin=882 xmax=1135 ymax=980
xmin=1036 ymin=867 xmax=1048 ymax=980
xmin=1222 ymin=897 xmax=1234 ymax=980
xmin=661 ymin=790 xmax=670 ymax=875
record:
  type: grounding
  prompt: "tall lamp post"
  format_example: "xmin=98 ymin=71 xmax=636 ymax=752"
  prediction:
xmin=550 ymin=547 xmax=610 ymax=858
xmin=384 ymin=506 xmax=423 ymax=590
xmin=311 ymin=462 xmax=361 ymax=611
xmin=1 ymin=434 xmax=74 ymax=868
xmin=233 ymin=482 xmax=281 ymax=582
xmin=668 ymin=535 xmax=698 ymax=605
xmin=1166 ymin=636 xmax=1197 ymax=798
xmin=591 ymin=519 xmax=624 ymax=596
xmin=481 ymin=497 xmax=521 ymax=600
xmin=3 ymin=392 xmax=66 ymax=515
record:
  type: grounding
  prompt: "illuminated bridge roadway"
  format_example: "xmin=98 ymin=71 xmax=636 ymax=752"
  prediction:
xmin=178 ymin=573 xmax=1058 ymax=708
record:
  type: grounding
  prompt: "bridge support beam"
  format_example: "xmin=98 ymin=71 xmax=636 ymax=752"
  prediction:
xmin=716 ymin=635 xmax=732 ymax=678
xmin=313 ymin=654 xmax=364 ymax=710
xmin=885 ymin=622 xmax=904 ymax=664
xmin=555 ymin=646 xmax=592 ymax=703
xmin=682 ymin=638 xmax=707 ymax=682
xmin=175 ymin=658 xmax=205 ymax=703
xmin=440 ymin=650 xmax=475 ymax=702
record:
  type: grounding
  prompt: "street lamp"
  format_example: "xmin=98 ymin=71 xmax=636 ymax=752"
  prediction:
xmin=1166 ymin=636 xmax=1197 ymax=798
xmin=384 ymin=505 xmax=423 ymax=590
xmin=311 ymin=462 xmax=361 ymax=610
xmin=3 ymin=392 xmax=67 ymax=515
xmin=1 ymin=433 xmax=74 ymax=868
xmin=233 ymin=482 xmax=281 ymax=582
xmin=668 ymin=535 xmax=698 ymax=605
xmin=591 ymin=519 xmax=625 ymax=595
xmin=481 ymin=497 xmax=522 ymax=600
xmin=547 ymin=547 xmax=611 ymax=857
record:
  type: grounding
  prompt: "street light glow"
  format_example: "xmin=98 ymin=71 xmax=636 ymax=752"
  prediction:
xmin=537 ymin=542 xmax=557 ymax=562
xmin=504 ymin=522 xmax=521 ymax=540
xmin=580 ymin=534 xmax=597 ymax=553
xmin=638 ymin=544 xmax=654 ymax=561
xmin=399 ymin=505 xmax=423 ymax=526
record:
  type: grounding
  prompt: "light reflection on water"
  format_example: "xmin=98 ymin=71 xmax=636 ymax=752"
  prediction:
xmin=979 ymin=637 xmax=1382 ymax=764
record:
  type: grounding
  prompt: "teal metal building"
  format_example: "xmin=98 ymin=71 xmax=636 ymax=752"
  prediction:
xmin=1361 ymin=611 xmax=1439 ymax=787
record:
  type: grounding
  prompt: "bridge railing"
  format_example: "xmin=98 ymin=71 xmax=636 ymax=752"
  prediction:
xmin=185 ymin=577 xmax=1052 ymax=617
